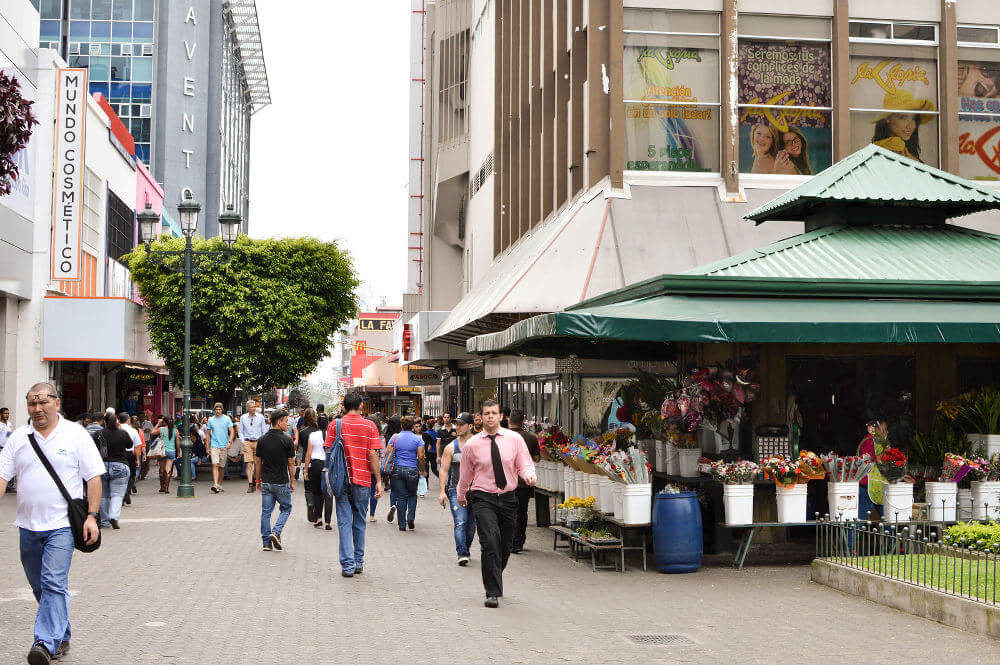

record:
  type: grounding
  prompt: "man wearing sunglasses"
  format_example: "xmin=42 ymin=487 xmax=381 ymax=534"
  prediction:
xmin=0 ymin=383 xmax=105 ymax=665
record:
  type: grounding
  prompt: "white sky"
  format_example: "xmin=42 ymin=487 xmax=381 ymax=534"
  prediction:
xmin=248 ymin=1 xmax=410 ymax=306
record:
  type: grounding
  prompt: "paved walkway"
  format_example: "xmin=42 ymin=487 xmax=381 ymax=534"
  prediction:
xmin=2 ymin=477 xmax=1000 ymax=664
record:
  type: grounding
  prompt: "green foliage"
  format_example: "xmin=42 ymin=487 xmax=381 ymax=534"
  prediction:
xmin=944 ymin=522 xmax=1000 ymax=552
xmin=622 ymin=369 xmax=677 ymax=437
xmin=909 ymin=418 xmax=980 ymax=472
xmin=958 ymin=388 xmax=1000 ymax=435
xmin=126 ymin=235 xmax=359 ymax=401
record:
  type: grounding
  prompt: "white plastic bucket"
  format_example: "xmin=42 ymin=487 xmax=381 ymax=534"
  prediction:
xmin=622 ymin=483 xmax=652 ymax=525
xmin=587 ymin=473 xmax=600 ymax=502
xmin=666 ymin=442 xmax=679 ymax=475
xmin=655 ymin=441 xmax=667 ymax=473
xmin=958 ymin=488 xmax=973 ymax=521
xmin=972 ymin=480 xmax=1000 ymax=520
xmin=613 ymin=484 xmax=624 ymax=519
xmin=775 ymin=483 xmax=807 ymax=523
xmin=599 ymin=475 xmax=614 ymax=513
xmin=926 ymin=482 xmax=957 ymax=521
xmin=883 ymin=482 xmax=914 ymax=522
xmin=565 ymin=468 xmax=575 ymax=498
xmin=723 ymin=484 xmax=754 ymax=525
xmin=968 ymin=433 xmax=1000 ymax=459
xmin=575 ymin=473 xmax=588 ymax=500
xmin=678 ymin=449 xmax=700 ymax=478
xmin=827 ymin=481 xmax=860 ymax=521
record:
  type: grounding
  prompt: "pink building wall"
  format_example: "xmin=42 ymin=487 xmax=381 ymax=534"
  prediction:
xmin=136 ymin=160 xmax=164 ymax=238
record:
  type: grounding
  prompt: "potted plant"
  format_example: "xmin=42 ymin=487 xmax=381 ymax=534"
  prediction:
xmin=874 ymin=444 xmax=914 ymax=522
xmin=687 ymin=365 xmax=760 ymax=454
xmin=710 ymin=460 xmax=760 ymax=525
xmin=821 ymin=453 xmax=874 ymax=521
xmin=641 ymin=410 xmax=666 ymax=472
xmin=927 ymin=453 xmax=972 ymax=521
xmin=673 ymin=428 xmax=701 ymax=478
xmin=946 ymin=388 xmax=1000 ymax=457
xmin=968 ymin=455 xmax=1000 ymax=520
xmin=761 ymin=455 xmax=807 ymax=523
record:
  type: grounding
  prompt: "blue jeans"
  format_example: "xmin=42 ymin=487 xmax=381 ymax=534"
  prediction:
xmin=859 ymin=485 xmax=881 ymax=521
xmin=100 ymin=461 xmax=130 ymax=526
xmin=19 ymin=527 xmax=74 ymax=656
xmin=448 ymin=487 xmax=477 ymax=556
xmin=390 ymin=466 xmax=419 ymax=530
xmin=369 ymin=484 xmax=378 ymax=517
xmin=335 ymin=483 xmax=371 ymax=573
xmin=260 ymin=483 xmax=293 ymax=546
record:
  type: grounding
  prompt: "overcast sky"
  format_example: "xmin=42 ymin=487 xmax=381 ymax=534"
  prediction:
xmin=248 ymin=1 xmax=410 ymax=308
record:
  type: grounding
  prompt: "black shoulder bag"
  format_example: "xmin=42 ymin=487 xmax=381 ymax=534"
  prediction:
xmin=27 ymin=433 xmax=102 ymax=553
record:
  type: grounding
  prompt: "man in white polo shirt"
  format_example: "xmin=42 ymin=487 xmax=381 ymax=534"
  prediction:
xmin=0 ymin=382 xmax=105 ymax=665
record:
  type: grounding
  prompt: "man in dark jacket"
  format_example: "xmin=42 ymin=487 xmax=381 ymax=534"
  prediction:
xmin=508 ymin=410 xmax=541 ymax=553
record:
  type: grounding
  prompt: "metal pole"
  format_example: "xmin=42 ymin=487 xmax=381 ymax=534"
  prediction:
xmin=177 ymin=235 xmax=195 ymax=498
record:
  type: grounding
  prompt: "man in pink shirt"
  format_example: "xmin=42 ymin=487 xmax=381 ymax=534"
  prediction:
xmin=457 ymin=399 xmax=536 ymax=608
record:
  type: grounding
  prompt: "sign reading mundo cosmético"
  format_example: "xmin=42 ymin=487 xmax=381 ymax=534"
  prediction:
xmin=51 ymin=68 xmax=87 ymax=282
xmin=738 ymin=41 xmax=832 ymax=176
xmin=958 ymin=59 xmax=1000 ymax=181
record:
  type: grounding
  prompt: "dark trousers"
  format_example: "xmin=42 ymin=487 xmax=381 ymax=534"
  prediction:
xmin=469 ymin=491 xmax=517 ymax=598
xmin=513 ymin=485 xmax=533 ymax=550
xmin=307 ymin=459 xmax=332 ymax=524
xmin=426 ymin=456 xmax=438 ymax=477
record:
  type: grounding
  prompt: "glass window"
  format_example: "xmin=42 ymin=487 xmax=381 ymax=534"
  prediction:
xmin=131 ymin=83 xmax=151 ymax=102
xmin=135 ymin=144 xmax=150 ymax=164
xmin=39 ymin=0 xmax=62 ymax=19
xmin=68 ymin=55 xmax=88 ymax=69
xmin=958 ymin=26 xmax=1000 ymax=46
xmin=109 ymin=81 xmax=129 ymax=104
xmin=92 ymin=0 xmax=112 ymax=20
xmin=70 ymin=21 xmax=89 ymax=39
xmin=41 ymin=20 xmax=61 ymax=42
xmin=112 ymin=0 xmax=132 ymax=20
xmin=132 ymin=22 xmax=153 ymax=42
xmin=89 ymin=82 xmax=109 ymax=98
xmin=131 ymin=57 xmax=152 ymax=82
xmin=112 ymin=22 xmax=131 ymax=42
xmin=624 ymin=10 xmax=721 ymax=173
xmin=91 ymin=21 xmax=111 ymax=39
xmin=738 ymin=17 xmax=832 ymax=176
xmin=958 ymin=48 xmax=1000 ymax=181
xmin=110 ymin=56 xmax=130 ymax=82
xmin=849 ymin=41 xmax=939 ymax=166
xmin=850 ymin=21 xmax=937 ymax=44
xmin=70 ymin=0 xmax=90 ymax=19
xmin=131 ymin=117 xmax=150 ymax=142
xmin=134 ymin=0 xmax=154 ymax=21
xmin=88 ymin=56 xmax=111 ymax=81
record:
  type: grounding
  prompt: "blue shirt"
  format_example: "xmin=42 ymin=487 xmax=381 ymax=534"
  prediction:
xmin=393 ymin=431 xmax=423 ymax=468
xmin=207 ymin=415 xmax=233 ymax=449
xmin=238 ymin=413 xmax=267 ymax=440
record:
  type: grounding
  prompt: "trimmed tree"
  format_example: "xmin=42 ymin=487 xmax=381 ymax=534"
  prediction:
xmin=126 ymin=235 xmax=359 ymax=405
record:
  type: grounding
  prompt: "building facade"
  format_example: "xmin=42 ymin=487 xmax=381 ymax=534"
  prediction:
xmin=30 ymin=0 xmax=270 ymax=236
xmin=397 ymin=0 xmax=1000 ymax=424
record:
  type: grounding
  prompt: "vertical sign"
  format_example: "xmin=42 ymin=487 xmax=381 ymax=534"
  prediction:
xmin=51 ymin=68 xmax=87 ymax=282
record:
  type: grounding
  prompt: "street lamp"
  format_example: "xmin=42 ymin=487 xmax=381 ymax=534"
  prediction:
xmin=138 ymin=194 xmax=240 ymax=498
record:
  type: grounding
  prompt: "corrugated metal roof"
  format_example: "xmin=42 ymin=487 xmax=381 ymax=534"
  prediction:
xmin=746 ymin=144 xmax=1000 ymax=222
xmin=689 ymin=224 xmax=1000 ymax=281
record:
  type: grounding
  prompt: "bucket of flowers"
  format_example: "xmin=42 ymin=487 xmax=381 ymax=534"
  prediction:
xmin=876 ymin=447 xmax=908 ymax=483
xmin=762 ymin=455 xmax=807 ymax=523
xmin=796 ymin=450 xmax=826 ymax=483
xmin=710 ymin=460 xmax=761 ymax=525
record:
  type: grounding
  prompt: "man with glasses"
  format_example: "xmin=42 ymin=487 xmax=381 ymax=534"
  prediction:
xmin=0 ymin=383 xmax=105 ymax=665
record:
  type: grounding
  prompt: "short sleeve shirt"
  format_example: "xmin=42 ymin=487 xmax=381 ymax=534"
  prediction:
xmin=0 ymin=415 xmax=107 ymax=531
xmin=332 ymin=414 xmax=383 ymax=488
xmin=256 ymin=429 xmax=295 ymax=484
xmin=207 ymin=415 xmax=233 ymax=449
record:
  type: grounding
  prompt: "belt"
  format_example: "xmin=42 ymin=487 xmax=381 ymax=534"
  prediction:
xmin=468 ymin=489 xmax=515 ymax=498
xmin=244 ymin=438 xmax=258 ymax=442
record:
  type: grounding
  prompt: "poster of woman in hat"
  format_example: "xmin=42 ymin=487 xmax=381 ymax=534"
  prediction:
xmin=870 ymin=90 xmax=936 ymax=162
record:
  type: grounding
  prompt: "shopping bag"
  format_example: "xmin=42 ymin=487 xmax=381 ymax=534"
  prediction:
xmin=417 ymin=475 xmax=428 ymax=497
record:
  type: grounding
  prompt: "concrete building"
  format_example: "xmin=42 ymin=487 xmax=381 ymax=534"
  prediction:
xmin=29 ymin=0 xmax=270 ymax=236
xmin=396 ymin=0 xmax=1000 ymax=425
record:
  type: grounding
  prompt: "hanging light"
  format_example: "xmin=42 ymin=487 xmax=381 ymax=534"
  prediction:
xmin=136 ymin=202 xmax=160 ymax=245
xmin=177 ymin=190 xmax=201 ymax=238
xmin=218 ymin=203 xmax=241 ymax=248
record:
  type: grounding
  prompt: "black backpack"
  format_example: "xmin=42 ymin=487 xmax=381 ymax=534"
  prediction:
xmin=91 ymin=429 xmax=109 ymax=461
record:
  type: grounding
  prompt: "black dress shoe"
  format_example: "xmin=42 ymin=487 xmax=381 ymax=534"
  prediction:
xmin=407 ymin=520 xmax=415 ymax=530
xmin=27 ymin=641 xmax=51 ymax=665
xmin=109 ymin=519 xmax=120 ymax=529
xmin=484 ymin=596 xmax=499 ymax=608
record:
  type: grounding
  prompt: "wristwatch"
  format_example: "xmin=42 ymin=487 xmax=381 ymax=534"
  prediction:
xmin=87 ymin=512 xmax=99 ymax=519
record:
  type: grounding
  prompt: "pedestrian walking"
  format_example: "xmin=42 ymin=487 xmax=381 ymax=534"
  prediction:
xmin=118 ymin=413 xmax=141 ymax=501
xmin=366 ymin=413 xmax=384 ymax=521
xmin=382 ymin=414 xmax=402 ymax=523
xmin=301 ymin=408 xmax=332 ymax=529
xmin=0 ymin=405 xmax=11 ymax=451
xmin=508 ymin=409 xmax=541 ymax=553
xmin=151 ymin=417 xmax=178 ymax=494
xmin=330 ymin=392 xmax=383 ymax=577
xmin=206 ymin=403 xmax=234 ymax=493
xmin=422 ymin=420 xmax=439 ymax=478
xmin=238 ymin=400 xmax=267 ymax=494
xmin=95 ymin=413 xmax=132 ymax=528
xmin=438 ymin=412 xmax=477 ymax=566
xmin=256 ymin=409 xmax=295 ymax=552
xmin=131 ymin=415 xmax=148 ymax=482
xmin=456 ymin=400 xmax=536 ymax=608
xmin=389 ymin=416 xmax=425 ymax=531
xmin=84 ymin=412 xmax=103 ymax=436
xmin=0 ymin=383 xmax=105 ymax=664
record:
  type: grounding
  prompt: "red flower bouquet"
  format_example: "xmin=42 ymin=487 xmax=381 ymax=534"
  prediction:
xmin=876 ymin=447 xmax=908 ymax=483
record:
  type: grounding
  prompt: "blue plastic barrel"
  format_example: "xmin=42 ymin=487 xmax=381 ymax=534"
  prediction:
xmin=652 ymin=491 xmax=703 ymax=573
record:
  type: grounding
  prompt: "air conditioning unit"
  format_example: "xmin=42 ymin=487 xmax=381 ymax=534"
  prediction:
xmin=121 ymin=44 xmax=132 ymax=55
xmin=69 ymin=42 xmax=80 ymax=54
xmin=140 ymin=105 xmax=151 ymax=117
xmin=89 ymin=43 xmax=101 ymax=55
xmin=142 ymin=44 xmax=154 ymax=56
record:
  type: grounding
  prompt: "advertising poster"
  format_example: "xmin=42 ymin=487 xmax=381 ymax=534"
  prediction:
xmin=957 ymin=60 xmax=1000 ymax=181
xmin=848 ymin=54 xmax=938 ymax=165
xmin=582 ymin=378 xmax=629 ymax=437
xmin=738 ymin=40 xmax=832 ymax=175
xmin=624 ymin=43 xmax=720 ymax=172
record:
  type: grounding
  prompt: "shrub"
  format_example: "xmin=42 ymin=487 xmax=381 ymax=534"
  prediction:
xmin=944 ymin=522 xmax=1000 ymax=552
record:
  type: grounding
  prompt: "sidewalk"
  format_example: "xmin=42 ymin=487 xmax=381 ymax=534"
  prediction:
xmin=2 ymin=476 xmax=999 ymax=664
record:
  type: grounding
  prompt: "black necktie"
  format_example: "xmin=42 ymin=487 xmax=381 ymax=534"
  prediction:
xmin=488 ymin=434 xmax=507 ymax=490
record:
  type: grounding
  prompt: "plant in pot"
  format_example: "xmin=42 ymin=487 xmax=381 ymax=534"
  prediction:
xmin=711 ymin=460 xmax=761 ymax=525
xmin=925 ymin=452 xmax=971 ymax=522
xmin=673 ymin=427 xmax=701 ymax=478
xmin=946 ymin=388 xmax=1000 ymax=457
xmin=761 ymin=455 xmax=806 ymax=523
xmin=681 ymin=365 xmax=760 ymax=454
xmin=968 ymin=455 xmax=1000 ymax=520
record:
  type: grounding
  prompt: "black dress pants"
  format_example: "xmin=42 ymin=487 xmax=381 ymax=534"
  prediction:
xmin=307 ymin=459 xmax=333 ymax=524
xmin=513 ymin=485 xmax=533 ymax=550
xmin=469 ymin=491 xmax=517 ymax=598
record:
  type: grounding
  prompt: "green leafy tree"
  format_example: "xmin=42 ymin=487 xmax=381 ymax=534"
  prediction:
xmin=127 ymin=235 xmax=360 ymax=405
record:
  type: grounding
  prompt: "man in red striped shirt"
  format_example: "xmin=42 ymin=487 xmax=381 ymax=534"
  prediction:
xmin=326 ymin=392 xmax=383 ymax=577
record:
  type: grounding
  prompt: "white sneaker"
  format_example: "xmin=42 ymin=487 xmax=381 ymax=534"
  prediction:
xmin=458 ymin=555 xmax=470 ymax=566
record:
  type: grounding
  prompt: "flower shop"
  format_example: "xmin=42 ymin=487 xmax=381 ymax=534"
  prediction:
xmin=469 ymin=145 xmax=1000 ymax=571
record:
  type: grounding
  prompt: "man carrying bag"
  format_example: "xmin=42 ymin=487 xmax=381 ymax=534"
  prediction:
xmin=0 ymin=383 xmax=105 ymax=665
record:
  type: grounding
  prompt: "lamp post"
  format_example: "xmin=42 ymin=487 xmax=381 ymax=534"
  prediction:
xmin=137 ymin=193 xmax=241 ymax=498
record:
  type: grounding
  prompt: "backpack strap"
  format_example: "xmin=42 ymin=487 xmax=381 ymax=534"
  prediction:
xmin=27 ymin=433 xmax=73 ymax=505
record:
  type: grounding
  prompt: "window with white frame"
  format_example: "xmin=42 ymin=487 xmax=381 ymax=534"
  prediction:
xmin=83 ymin=168 xmax=102 ymax=255
xmin=623 ymin=9 xmax=721 ymax=173
xmin=849 ymin=20 xmax=939 ymax=166
xmin=957 ymin=25 xmax=1000 ymax=182
xmin=738 ymin=15 xmax=832 ymax=176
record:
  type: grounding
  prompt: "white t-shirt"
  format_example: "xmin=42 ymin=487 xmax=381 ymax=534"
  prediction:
xmin=0 ymin=415 xmax=107 ymax=531
xmin=0 ymin=420 xmax=12 ymax=449
xmin=120 ymin=423 xmax=142 ymax=451
xmin=308 ymin=430 xmax=325 ymax=461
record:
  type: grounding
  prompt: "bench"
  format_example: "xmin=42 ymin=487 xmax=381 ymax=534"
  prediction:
xmin=549 ymin=525 xmax=623 ymax=572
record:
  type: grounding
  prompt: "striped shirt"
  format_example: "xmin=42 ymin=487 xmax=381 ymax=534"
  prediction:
xmin=326 ymin=414 xmax=382 ymax=488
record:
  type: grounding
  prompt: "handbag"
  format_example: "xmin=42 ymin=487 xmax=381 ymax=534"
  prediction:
xmin=148 ymin=437 xmax=165 ymax=459
xmin=380 ymin=434 xmax=397 ymax=476
xmin=27 ymin=433 xmax=101 ymax=553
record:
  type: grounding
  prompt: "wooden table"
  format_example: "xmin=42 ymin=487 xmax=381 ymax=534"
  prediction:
xmin=600 ymin=515 xmax=650 ymax=572
xmin=548 ymin=525 xmax=623 ymax=572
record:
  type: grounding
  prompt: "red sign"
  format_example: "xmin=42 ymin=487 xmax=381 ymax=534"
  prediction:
xmin=402 ymin=324 xmax=412 ymax=362
xmin=353 ymin=340 xmax=367 ymax=355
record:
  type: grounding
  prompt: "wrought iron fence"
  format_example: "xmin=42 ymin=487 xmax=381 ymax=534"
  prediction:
xmin=815 ymin=517 xmax=1000 ymax=606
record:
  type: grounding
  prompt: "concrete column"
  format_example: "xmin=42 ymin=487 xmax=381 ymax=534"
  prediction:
xmin=939 ymin=0 xmax=959 ymax=172
xmin=832 ymin=0 xmax=851 ymax=161
xmin=608 ymin=2 xmax=624 ymax=189
xmin=721 ymin=0 xmax=738 ymax=193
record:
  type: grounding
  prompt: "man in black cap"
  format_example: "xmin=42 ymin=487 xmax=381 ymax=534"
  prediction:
xmin=438 ymin=412 xmax=477 ymax=566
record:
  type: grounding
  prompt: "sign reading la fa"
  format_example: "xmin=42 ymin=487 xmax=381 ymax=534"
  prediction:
xmin=359 ymin=319 xmax=395 ymax=331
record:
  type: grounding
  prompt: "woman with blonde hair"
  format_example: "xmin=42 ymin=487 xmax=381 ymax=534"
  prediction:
xmin=749 ymin=122 xmax=779 ymax=173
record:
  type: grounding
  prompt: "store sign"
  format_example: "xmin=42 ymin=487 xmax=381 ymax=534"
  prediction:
xmin=127 ymin=369 xmax=156 ymax=383
xmin=408 ymin=369 xmax=441 ymax=386
xmin=359 ymin=318 xmax=396 ymax=331
xmin=51 ymin=68 xmax=87 ymax=282
xmin=353 ymin=340 xmax=367 ymax=355
xmin=957 ymin=60 xmax=1000 ymax=181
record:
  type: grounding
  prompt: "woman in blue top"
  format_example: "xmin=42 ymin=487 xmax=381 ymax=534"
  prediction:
xmin=151 ymin=416 xmax=178 ymax=494
xmin=389 ymin=416 xmax=426 ymax=532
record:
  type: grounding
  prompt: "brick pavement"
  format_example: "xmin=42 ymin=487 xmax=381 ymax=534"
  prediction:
xmin=2 ymin=476 xmax=1000 ymax=664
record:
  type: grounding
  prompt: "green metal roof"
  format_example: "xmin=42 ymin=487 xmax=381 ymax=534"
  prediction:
xmin=687 ymin=224 xmax=1000 ymax=281
xmin=746 ymin=144 xmax=1000 ymax=223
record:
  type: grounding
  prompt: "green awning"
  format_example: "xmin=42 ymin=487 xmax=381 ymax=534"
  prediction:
xmin=466 ymin=296 xmax=1000 ymax=356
